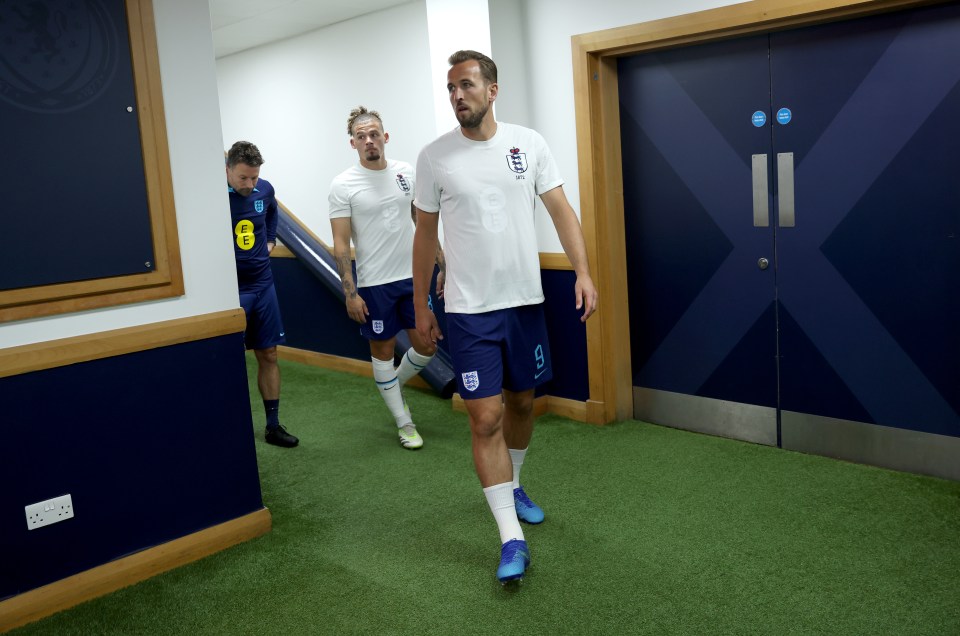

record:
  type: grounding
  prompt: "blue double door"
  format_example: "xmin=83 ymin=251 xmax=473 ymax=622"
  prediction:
xmin=619 ymin=2 xmax=960 ymax=446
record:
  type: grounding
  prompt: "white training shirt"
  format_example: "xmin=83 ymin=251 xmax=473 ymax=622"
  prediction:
xmin=328 ymin=159 xmax=416 ymax=288
xmin=414 ymin=122 xmax=563 ymax=314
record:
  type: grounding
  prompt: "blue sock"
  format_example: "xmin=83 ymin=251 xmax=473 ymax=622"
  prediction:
xmin=264 ymin=399 xmax=280 ymax=430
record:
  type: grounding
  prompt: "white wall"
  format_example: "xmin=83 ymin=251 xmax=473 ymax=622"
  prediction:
xmin=494 ymin=0 xmax=748 ymax=251
xmin=488 ymin=0 xmax=532 ymax=128
xmin=425 ymin=0 xmax=491 ymax=136
xmin=216 ymin=1 xmax=435 ymax=244
xmin=0 ymin=0 xmax=240 ymax=349
xmin=215 ymin=0 xmax=747 ymax=254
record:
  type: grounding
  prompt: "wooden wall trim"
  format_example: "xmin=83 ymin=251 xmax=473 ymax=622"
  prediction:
xmin=573 ymin=0 xmax=932 ymax=55
xmin=0 ymin=309 xmax=246 ymax=378
xmin=0 ymin=508 xmax=271 ymax=632
xmin=570 ymin=0 xmax=943 ymax=424
xmin=270 ymin=245 xmax=297 ymax=258
xmin=547 ymin=395 xmax=589 ymax=422
xmin=572 ymin=33 xmax=633 ymax=425
xmin=276 ymin=346 xmax=430 ymax=391
xmin=0 ymin=0 xmax=182 ymax=323
xmin=128 ymin=0 xmax=182 ymax=300
xmin=539 ymin=253 xmax=574 ymax=270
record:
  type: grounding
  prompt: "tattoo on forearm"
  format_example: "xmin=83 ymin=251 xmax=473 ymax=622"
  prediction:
xmin=436 ymin=246 xmax=446 ymax=273
xmin=335 ymin=254 xmax=358 ymax=299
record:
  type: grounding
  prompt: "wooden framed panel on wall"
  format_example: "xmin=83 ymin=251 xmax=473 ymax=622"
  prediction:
xmin=0 ymin=0 xmax=181 ymax=323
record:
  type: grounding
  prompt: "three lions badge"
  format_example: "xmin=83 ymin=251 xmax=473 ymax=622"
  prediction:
xmin=462 ymin=371 xmax=480 ymax=392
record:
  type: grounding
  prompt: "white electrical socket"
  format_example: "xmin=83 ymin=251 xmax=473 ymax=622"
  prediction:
xmin=25 ymin=494 xmax=75 ymax=530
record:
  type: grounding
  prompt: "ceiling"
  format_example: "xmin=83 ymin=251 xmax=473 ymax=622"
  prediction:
xmin=209 ymin=0 xmax=413 ymax=58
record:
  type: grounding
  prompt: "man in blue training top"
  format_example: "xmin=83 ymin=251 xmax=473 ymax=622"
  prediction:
xmin=227 ymin=141 xmax=298 ymax=448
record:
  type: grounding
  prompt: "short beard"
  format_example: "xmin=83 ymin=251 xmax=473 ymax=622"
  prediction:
xmin=365 ymin=150 xmax=381 ymax=161
xmin=458 ymin=104 xmax=489 ymax=129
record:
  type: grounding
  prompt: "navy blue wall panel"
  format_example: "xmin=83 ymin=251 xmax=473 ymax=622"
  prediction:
xmin=272 ymin=257 xmax=590 ymax=403
xmin=540 ymin=269 xmax=589 ymax=402
xmin=0 ymin=334 xmax=263 ymax=600
xmin=271 ymin=257 xmax=372 ymax=361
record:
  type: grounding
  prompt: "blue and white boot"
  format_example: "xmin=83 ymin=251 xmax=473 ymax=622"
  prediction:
xmin=514 ymin=486 xmax=545 ymax=524
xmin=497 ymin=539 xmax=531 ymax=583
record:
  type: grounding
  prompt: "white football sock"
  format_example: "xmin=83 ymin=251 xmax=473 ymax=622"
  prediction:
xmin=372 ymin=356 xmax=411 ymax=426
xmin=509 ymin=447 xmax=527 ymax=490
xmin=396 ymin=347 xmax=435 ymax=387
xmin=483 ymin=482 xmax=524 ymax=544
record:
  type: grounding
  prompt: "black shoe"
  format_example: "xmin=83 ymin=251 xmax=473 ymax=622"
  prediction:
xmin=265 ymin=424 xmax=299 ymax=448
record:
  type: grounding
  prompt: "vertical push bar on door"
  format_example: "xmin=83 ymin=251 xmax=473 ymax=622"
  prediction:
xmin=752 ymin=154 xmax=769 ymax=227
xmin=777 ymin=152 xmax=795 ymax=227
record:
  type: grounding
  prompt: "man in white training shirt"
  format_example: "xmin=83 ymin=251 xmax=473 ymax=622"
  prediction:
xmin=412 ymin=51 xmax=598 ymax=583
xmin=330 ymin=106 xmax=441 ymax=449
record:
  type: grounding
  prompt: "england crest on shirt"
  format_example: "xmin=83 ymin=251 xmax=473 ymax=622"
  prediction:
xmin=396 ymin=173 xmax=411 ymax=194
xmin=506 ymin=147 xmax=528 ymax=173
xmin=462 ymin=371 xmax=480 ymax=392
xmin=372 ymin=320 xmax=384 ymax=334
xmin=254 ymin=199 xmax=265 ymax=213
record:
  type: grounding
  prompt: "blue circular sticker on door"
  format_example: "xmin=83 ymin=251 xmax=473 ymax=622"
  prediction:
xmin=777 ymin=107 xmax=792 ymax=125
xmin=752 ymin=111 xmax=767 ymax=127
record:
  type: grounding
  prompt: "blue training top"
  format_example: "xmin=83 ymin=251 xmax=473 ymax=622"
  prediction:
xmin=229 ymin=178 xmax=278 ymax=292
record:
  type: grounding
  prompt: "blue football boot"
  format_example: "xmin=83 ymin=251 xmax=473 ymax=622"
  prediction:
xmin=497 ymin=539 xmax=531 ymax=583
xmin=514 ymin=486 xmax=545 ymax=524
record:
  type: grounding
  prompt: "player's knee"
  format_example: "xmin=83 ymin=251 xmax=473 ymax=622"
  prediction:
xmin=415 ymin=340 xmax=437 ymax=356
xmin=504 ymin=392 xmax=534 ymax=419
xmin=409 ymin=329 xmax=437 ymax=356
xmin=255 ymin=346 xmax=278 ymax=365
xmin=369 ymin=339 xmax=396 ymax=361
xmin=467 ymin=408 xmax=502 ymax=439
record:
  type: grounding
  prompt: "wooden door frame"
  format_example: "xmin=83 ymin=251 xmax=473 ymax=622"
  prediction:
xmin=572 ymin=0 xmax=946 ymax=424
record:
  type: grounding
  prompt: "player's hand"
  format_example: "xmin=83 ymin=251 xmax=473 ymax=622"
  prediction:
xmin=575 ymin=274 xmax=598 ymax=322
xmin=346 ymin=296 xmax=368 ymax=324
xmin=415 ymin=306 xmax=443 ymax=345
xmin=435 ymin=270 xmax=446 ymax=300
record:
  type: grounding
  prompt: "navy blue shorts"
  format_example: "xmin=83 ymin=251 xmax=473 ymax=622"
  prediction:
xmin=358 ymin=278 xmax=417 ymax=341
xmin=446 ymin=304 xmax=552 ymax=399
xmin=239 ymin=283 xmax=286 ymax=350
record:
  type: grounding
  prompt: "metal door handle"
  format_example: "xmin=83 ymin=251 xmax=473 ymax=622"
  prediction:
xmin=777 ymin=152 xmax=795 ymax=227
xmin=752 ymin=154 xmax=769 ymax=227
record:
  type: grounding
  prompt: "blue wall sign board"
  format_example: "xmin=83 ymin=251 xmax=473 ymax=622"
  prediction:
xmin=0 ymin=0 xmax=155 ymax=291
xmin=752 ymin=110 xmax=767 ymax=127
xmin=618 ymin=2 xmax=960 ymax=443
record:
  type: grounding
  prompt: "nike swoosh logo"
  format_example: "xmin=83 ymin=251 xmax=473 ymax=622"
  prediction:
xmin=534 ymin=369 xmax=546 ymax=379
xmin=279 ymin=332 xmax=285 ymax=337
